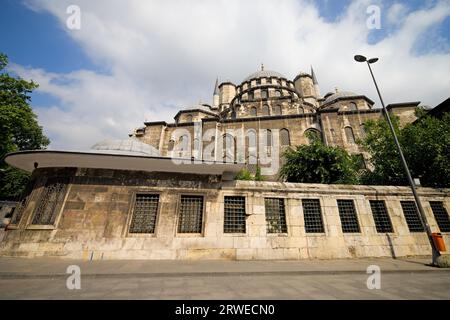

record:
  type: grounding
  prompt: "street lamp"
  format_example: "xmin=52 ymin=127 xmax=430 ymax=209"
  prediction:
xmin=354 ymin=54 xmax=441 ymax=266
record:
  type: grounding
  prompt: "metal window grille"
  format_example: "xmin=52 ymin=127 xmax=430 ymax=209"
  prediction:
xmin=337 ymin=200 xmax=360 ymax=233
xmin=178 ymin=195 xmax=204 ymax=233
xmin=10 ymin=180 xmax=35 ymax=225
xmin=369 ymin=200 xmax=393 ymax=233
xmin=32 ymin=178 xmax=69 ymax=225
xmin=265 ymin=198 xmax=287 ymax=233
xmin=430 ymin=201 xmax=450 ymax=232
xmin=129 ymin=194 xmax=159 ymax=233
xmin=224 ymin=196 xmax=246 ymax=233
xmin=401 ymin=201 xmax=425 ymax=232
xmin=302 ymin=199 xmax=324 ymax=233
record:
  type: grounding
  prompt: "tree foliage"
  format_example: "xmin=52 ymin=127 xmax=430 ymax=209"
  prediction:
xmin=360 ymin=109 xmax=450 ymax=187
xmin=280 ymin=132 xmax=360 ymax=184
xmin=0 ymin=53 xmax=50 ymax=200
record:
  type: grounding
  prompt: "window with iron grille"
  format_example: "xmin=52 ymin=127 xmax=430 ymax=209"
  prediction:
xmin=224 ymin=196 xmax=246 ymax=233
xmin=430 ymin=201 xmax=450 ymax=232
xmin=32 ymin=178 xmax=69 ymax=225
xmin=401 ymin=201 xmax=425 ymax=232
xmin=369 ymin=200 xmax=393 ymax=233
xmin=302 ymin=199 xmax=324 ymax=233
xmin=337 ymin=200 xmax=360 ymax=233
xmin=265 ymin=198 xmax=287 ymax=233
xmin=10 ymin=179 xmax=35 ymax=225
xmin=129 ymin=194 xmax=159 ymax=233
xmin=178 ymin=195 xmax=204 ymax=233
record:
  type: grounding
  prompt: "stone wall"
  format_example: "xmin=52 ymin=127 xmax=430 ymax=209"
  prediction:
xmin=0 ymin=168 xmax=448 ymax=260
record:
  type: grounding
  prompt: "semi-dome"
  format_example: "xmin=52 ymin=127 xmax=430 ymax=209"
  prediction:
xmin=243 ymin=70 xmax=287 ymax=82
xmin=323 ymin=91 xmax=359 ymax=104
xmin=91 ymin=138 xmax=160 ymax=156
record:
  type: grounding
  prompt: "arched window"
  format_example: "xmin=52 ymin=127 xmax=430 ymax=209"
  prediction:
xmin=348 ymin=102 xmax=358 ymax=111
xmin=299 ymin=107 xmax=304 ymax=114
xmin=168 ymin=139 xmax=175 ymax=152
xmin=246 ymin=129 xmax=257 ymax=161
xmin=248 ymin=91 xmax=254 ymax=100
xmin=222 ymin=133 xmax=235 ymax=162
xmin=250 ymin=106 xmax=257 ymax=117
xmin=231 ymin=109 xmax=236 ymax=119
xmin=272 ymin=105 xmax=282 ymax=115
xmin=280 ymin=128 xmax=290 ymax=146
xmin=262 ymin=104 xmax=270 ymax=116
xmin=305 ymin=129 xmax=321 ymax=144
xmin=261 ymin=89 xmax=268 ymax=99
xmin=329 ymin=129 xmax=336 ymax=144
xmin=178 ymin=135 xmax=190 ymax=157
xmin=193 ymin=138 xmax=200 ymax=158
xmin=345 ymin=126 xmax=355 ymax=144
xmin=266 ymin=129 xmax=272 ymax=147
xmin=360 ymin=123 xmax=366 ymax=138
xmin=274 ymin=90 xmax=281 ymax=97
xmin=185 ymin=114 xmax=193 ymax=122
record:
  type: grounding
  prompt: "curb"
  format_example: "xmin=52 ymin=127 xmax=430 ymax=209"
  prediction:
xmin=1 ymin=268 xmax=449 ymax=279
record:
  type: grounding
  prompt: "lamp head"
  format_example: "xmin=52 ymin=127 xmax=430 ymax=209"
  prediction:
xmin=354 ymin=55 xmax=367 ymax=62
xmin=368 ymin=57 xmax=379 ymax=64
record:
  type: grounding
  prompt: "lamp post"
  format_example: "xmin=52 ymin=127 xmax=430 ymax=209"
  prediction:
xmin=354 ymin=54 xmax=441 ymax=265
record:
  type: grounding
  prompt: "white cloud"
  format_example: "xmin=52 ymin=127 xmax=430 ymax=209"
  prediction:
xmin=13 ymin=0 xmax=450 ymax=149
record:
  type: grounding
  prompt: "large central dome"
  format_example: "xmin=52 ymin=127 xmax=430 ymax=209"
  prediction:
xmin=243 ymin=70 xmax=287 ymax=82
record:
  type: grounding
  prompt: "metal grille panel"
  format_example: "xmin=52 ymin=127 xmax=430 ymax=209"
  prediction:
xmin=10 ymin=180 xmax=35 ymax=225
xmin=430 ymin=201 xmax=450 ymax=232
xmin=224 ymin=196 xmax=246 ymax=233
xmin=302 ymin=199 xmax=324 ymax=233
xmin=178 ymin=195 xmax=204 ymax=233
xmin=265 ymin=198 xmax=287 ymax=233
xmin=401 ymin=201 xmax=425 ymax=232
xmin=129 ymin=194 xmax=159 ymax=233
xmin=369 ymin=200 xmax=393 ymax=233
xmin=32 ymin=178 xmax=69 ymax=225
xmin=337 ymin=200 xmax=360 ymax=233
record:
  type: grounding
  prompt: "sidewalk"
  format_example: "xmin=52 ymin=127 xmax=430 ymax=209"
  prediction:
xmin=0 ymin=256 xmax=448 ymax=279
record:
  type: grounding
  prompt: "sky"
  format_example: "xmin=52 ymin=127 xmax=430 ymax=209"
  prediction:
xmin=1 ymin=0 xmax=449 ymax=150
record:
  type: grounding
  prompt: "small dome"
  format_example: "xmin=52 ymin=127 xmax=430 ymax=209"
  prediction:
xmin=324 ymin=91 xmax=359 ymax=104
xmin=91 ymin=138 xmax=160 ymax=156
xmin=243 ymin=70 xmax=287 ymax=82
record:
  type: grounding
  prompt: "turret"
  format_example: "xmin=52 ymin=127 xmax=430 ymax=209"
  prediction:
xmin=294 ymin=70 xmax=319 ymax=107
xmin=219 ymin=81 xmax=236 ymax=112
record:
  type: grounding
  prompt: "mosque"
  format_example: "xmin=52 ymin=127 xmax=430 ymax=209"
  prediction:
xmin=1 ymin=66 xmax=448 ymax=260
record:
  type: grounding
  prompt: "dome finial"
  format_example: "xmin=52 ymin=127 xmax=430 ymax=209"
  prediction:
xmin=261 ymin=63 xmax=264 ymax=71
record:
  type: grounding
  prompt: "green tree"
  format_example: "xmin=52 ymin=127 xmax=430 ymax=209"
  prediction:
xmin=359 ymin=109 xmax=450 ymax=187
xmin=280 ymin=132 xmax=360 ymax=184
xmin=0 ymin=53 xmax=50 ymax=199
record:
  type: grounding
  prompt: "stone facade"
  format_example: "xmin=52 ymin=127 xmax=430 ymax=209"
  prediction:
xmin=133 ymin=67 xmax=421 ymax=180
xmin=1 ymin=167 xmax=448 ymax=260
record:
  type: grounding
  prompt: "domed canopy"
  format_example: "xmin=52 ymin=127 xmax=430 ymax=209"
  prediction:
xmin=324 ymin=91 xmax=359 ymax=104
xmin=91 ymin=138 xmax=160 ymax=156
xmin=243 ymin=70 xmax=287 ymax=82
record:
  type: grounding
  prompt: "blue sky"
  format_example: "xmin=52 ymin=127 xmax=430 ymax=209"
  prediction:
xmin=1 ymin=0 xmax=449 ymax=149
